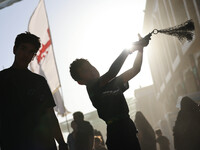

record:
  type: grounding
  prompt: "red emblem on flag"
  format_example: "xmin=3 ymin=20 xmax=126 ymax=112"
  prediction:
xmin=37 ymin=28 xmax=51 ymax=63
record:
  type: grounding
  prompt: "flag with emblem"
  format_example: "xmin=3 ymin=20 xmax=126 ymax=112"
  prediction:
xmin=28 ymin=0 xmax=69 ymax=115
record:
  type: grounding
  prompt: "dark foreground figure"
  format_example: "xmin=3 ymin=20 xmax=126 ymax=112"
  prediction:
xmin=0 ymin=32 xmax=68 ymax=150
xmin=69 ymin=34 xmax=150 ymax=150
xmin=173 ymin=96 xmax=200 ymax=150
xmin=135 ymin=111 xmax=156 ymax=150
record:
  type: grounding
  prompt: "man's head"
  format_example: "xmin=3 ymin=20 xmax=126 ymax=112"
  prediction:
xmin=73 ymin=111 xmax=84 ymax=123
xmin=69 ymin=58 xmax=100 ymax=85
xmin=13 ymin=32 xmax=41 ymax=69
xmin=155 ymin=129 xmax=162 ymax=136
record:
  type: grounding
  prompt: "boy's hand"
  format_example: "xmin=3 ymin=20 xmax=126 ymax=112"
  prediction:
xmin=137 ymin=33 xmax=151 ymax=47
xmin=129 ymin=33 xmax=151 ymax=53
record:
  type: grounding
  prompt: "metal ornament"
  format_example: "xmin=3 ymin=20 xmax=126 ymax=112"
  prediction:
xmin=151 ymin=19 xmax=195 ymax=43
xmin=134 ymin=19 xmax=195 ymax=46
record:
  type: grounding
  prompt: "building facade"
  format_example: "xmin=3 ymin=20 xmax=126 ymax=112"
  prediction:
xmin=143 ymin=0 xmax=200 ymax=115
xmin=142 ymin=1 xmax=200 ymax=149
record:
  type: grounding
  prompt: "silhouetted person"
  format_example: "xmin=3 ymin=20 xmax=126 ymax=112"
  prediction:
xmin=73 ymin=111 xmax=94 ymax=150
xmin=69 ymin=34 xmax=150 ymax=150
xmin=134 ymin=111 xmax=156 ymax=150
xmin=93 ymin=136 xmax=107 ymax=150
xmin=0 ymin=32 xmax=68 ymax=150
xmin=155 ymin=129 xmax=170 ymax=150
xmin=173 ymin=96 xmax=200 ymax=150
xmin=67 ymin=121 xmax=78 ymax=150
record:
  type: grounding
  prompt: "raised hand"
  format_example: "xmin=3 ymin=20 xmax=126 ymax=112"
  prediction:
xmin=128 ymin=33 xmax=151 ymax=54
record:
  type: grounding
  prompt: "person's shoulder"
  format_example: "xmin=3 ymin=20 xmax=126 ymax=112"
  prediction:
xmin=83 ymin=121 xmax=93 ymax=129
xmin=28 ymin=70 xmax=46 ymax=81
xmin=82 ymin=120 xmax=91 ymax=124
xmin=0 ymin=67 xmax=11 ymax=74
xmin=162 ymin=136 xmax=169 ymax=140
xmin=0 ymin=68 xmax=13 ymax=78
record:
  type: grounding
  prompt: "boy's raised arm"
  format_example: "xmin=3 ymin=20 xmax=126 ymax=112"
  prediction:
xmin=99 ymin=34 xmax=150 ymax=87
xmin=118 ymin=49 xmax=144 ymax=83
xmin=118 ymin=34 xmax=151 ymax=83
xmin=99 ymin=49 xmax=130 ymax=87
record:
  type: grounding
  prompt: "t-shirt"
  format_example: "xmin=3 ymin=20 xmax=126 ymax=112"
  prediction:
xmin=86 ymin=77 xmax=129 ymax=122
xmin=0 ymin=67 xmax=56 ymax=150
xmin=75 ymin=121 xmax=94 ymax=150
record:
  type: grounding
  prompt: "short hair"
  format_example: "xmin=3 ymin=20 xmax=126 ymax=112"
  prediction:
xmin=14 ymin=32 xmax=41 ymax=52
xmin=69 ymin=58 xmax=89 ymax=81
xmin=73 ymin=111 xmax=84 ymax=121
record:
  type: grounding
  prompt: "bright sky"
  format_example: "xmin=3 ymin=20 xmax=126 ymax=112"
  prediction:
xmin=0 ymin=0 xmax=152 ymax=116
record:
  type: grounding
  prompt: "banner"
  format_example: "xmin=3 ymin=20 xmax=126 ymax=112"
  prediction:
xmin=28 ymin=0 xmax=68 ymax=115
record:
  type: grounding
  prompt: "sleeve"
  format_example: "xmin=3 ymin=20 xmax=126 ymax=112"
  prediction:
xmin=87 ymin=122 xmax=94 ymax=136
xmin=39 ymin=77 xmax=56 ymax=108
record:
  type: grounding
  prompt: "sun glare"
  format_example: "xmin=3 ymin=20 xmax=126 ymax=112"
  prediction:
xmin=79 ymin=4 xmax=145 ymax=74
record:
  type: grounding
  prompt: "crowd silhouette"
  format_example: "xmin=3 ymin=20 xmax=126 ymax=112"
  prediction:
xmin=67 ymin=111 xmax=107 ymax=150
xmin=135 ymin=111 xmax=156 ymax=150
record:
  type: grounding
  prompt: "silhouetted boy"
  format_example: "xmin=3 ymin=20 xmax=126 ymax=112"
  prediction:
xmin=0 ymin=32 xmax=68 ymax=150
xmin=69 ymin=34 xmax=150 ymax=150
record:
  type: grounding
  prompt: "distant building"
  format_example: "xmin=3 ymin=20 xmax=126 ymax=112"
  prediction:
xmin=142 ymin=1 xmax=200 ymax=149
xmin=143 ymin=0 xmax=200 ymax=119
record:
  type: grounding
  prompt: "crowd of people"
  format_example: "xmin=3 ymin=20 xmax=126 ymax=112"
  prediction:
xmin=0 ymin=31 xmax=200 ymax=150
xmin=67 ymin=111 xmax=107 ymax=150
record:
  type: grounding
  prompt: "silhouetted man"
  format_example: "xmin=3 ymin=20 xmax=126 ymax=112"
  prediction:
xmin=155 ymin=129 xmax=170 ymax=150
xmin=0 ymin=32 xmax=68 ymax=150
xmin=73 ymin=111 xmax=94 ymax=150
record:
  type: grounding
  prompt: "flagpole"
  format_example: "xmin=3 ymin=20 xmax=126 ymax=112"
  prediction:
xmin=42 ymin=0 xmax=62 ymax=93
xmin=42 ymin=0 xmax=71 ymax=133
xmin=42 ymin=0 xmax=69 ymax=115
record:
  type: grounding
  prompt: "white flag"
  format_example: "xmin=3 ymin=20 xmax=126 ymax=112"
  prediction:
xmin=28 ymin=0 xmax=69 ymax=115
